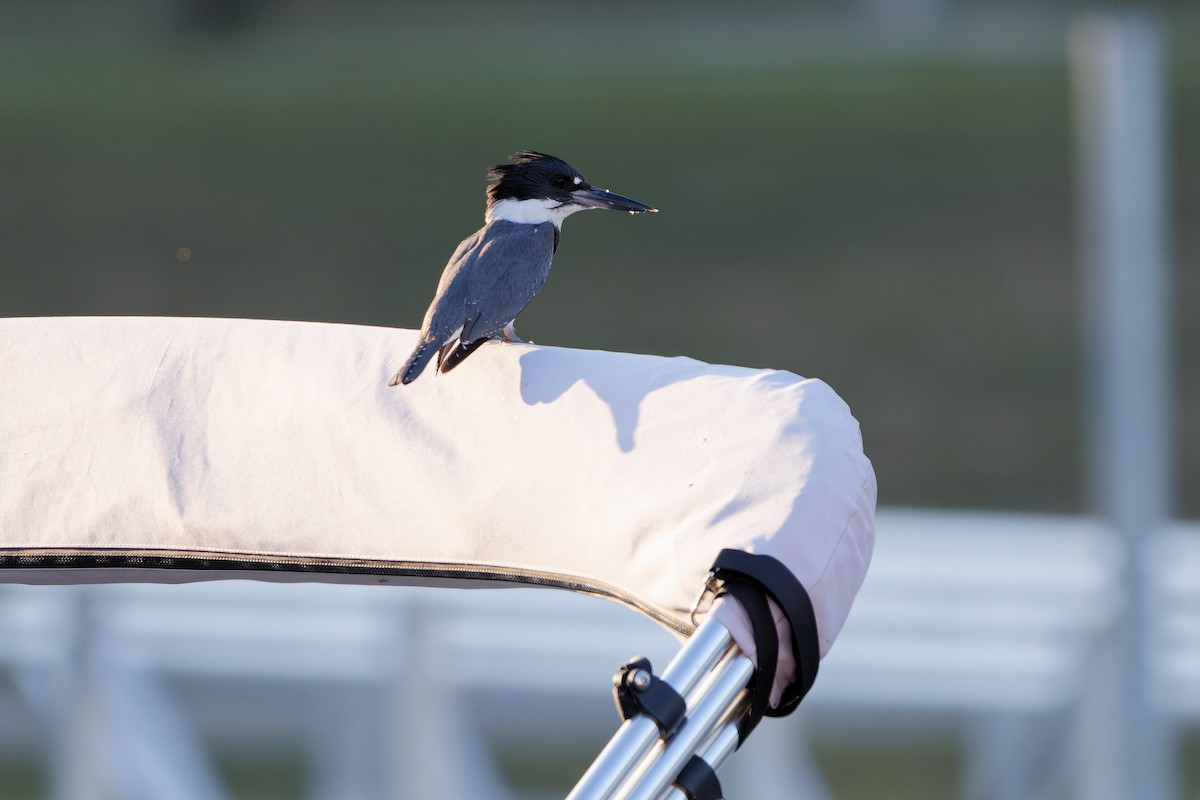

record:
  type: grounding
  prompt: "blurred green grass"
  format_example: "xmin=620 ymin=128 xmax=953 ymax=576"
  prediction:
xmin=1 ymin=731 xmax=1196 ymax=799
xmin=0 ymin=8 xmax=1196 ymax=517
xmin=3 ymin=743 xmax=961 ymax=800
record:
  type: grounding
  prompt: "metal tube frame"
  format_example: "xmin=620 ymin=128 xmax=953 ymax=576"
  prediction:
xmin=567 ymin=616 xmax=754 ymax=800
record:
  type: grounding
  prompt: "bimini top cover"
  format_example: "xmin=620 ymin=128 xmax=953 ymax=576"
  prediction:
xmin=0 ymin=317 xmax=875 ymax=657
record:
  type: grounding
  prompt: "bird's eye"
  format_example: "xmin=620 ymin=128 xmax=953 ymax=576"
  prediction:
xmin=551 ymin=174 xmax=570 ymax=189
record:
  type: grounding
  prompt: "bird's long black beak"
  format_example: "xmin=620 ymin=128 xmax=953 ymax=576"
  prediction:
xmin=570 ymin=186 xmax=657 ymax=214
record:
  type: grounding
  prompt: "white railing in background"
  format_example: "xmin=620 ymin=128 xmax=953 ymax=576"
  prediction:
xmin=0 ymin=507 xmax=1196 ymax=800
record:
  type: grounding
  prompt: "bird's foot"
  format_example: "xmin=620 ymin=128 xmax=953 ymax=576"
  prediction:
xmin=499 ymin=323 xmax=526 ymax=344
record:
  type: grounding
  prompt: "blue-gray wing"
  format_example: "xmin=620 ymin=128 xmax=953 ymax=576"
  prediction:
xmin=394 ymin=221 xmax=555 ymax=385
xmin=459 ymin=221 xmax=556 ymax=342
xmin=417 ymin=229 xmax=486 ymax=339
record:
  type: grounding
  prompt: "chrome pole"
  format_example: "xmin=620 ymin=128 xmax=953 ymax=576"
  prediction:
xmin=659 ymin=721 xmax=742 ymax=800
xmin=620 ymin=652 xmax=755 ymax=800
xmin=566 ymin=618 xmax=734 ymax=800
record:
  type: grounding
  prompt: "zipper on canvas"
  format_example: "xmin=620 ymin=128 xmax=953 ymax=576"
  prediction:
xmin=1 ymin=548 xmax=694 ymax=635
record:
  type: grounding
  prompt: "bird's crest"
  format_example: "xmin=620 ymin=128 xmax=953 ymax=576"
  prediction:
xmin=488 ymin=150 xmax=567 ymax=179
xmin=486 ymin=150 xmax=580 ymax=205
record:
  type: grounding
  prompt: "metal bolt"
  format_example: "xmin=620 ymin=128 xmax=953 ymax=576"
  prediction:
xmin=630 ymin=669 xmax=652 ymax=692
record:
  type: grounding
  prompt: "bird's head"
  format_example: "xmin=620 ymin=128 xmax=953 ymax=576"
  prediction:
xmin=485 ymin=150 xmax=657 ymax=227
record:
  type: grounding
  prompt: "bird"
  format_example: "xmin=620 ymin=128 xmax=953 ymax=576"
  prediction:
xmin=389 ymin=150 xmax=656 ymax=386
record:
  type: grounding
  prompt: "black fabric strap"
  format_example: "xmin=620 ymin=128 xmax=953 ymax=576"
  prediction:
xmin=673 ymin=755 xmax=724 ymax=800
xmin=712 ymin=549 xmax=820 ymax=723
xmin=719 ymin=580 xmax=776 ymax=740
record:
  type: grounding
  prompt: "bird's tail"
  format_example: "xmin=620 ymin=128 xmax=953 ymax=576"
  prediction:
xmin=437 ymin=337 xmax=487 ymax=375
xmin=389 ymin=340 xmax=439 ymax=386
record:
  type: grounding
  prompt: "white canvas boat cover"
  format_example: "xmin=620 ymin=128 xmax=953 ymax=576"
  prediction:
xmin=0 ymin=317 xmax=875 ymax=661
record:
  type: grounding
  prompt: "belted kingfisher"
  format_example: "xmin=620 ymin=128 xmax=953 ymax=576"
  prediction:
xmin=389 ymin=150 xmax=656 ymax=386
